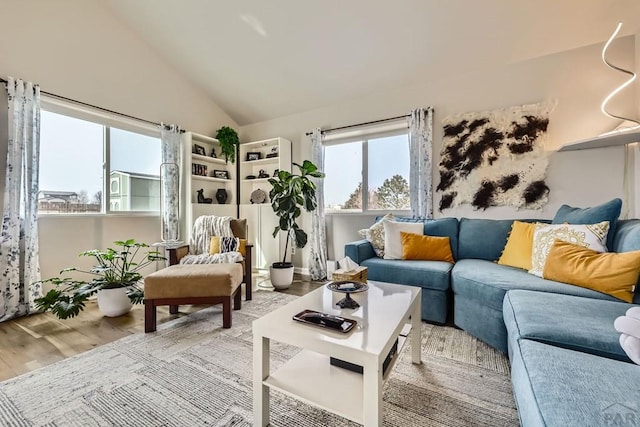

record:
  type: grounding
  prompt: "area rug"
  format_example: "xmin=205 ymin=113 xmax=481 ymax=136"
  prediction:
xmin=0 ymin=291 xmax=519 ymax=426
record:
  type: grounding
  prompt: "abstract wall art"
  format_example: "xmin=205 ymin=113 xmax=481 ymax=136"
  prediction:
xmin=437 ymin=102 xmax=552 ymax=211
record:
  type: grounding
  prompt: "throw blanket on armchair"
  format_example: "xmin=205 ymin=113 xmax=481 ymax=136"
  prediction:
xmin=190 ymin=215 xmax=234 ymax=255
xmin=180 ymin=252 xmax=243 ymax=265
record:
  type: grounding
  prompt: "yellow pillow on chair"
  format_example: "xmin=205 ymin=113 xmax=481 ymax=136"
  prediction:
xmin=209 ymin=236 xmax=246 ymax=257
xmin=543 ymin=240 xmax=640 ymax=303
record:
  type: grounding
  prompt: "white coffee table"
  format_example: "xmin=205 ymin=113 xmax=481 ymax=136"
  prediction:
xmin=252 ymin=281 xmax=422 ymax=426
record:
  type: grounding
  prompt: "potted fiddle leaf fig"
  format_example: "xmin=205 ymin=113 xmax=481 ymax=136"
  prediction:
xmin=215 ymin=126 xmax=239 ymax=163
xmin=35 ymin=239 xmax=165 ymax=319
xmin=268 ymin=160 xmax=325 ymax=289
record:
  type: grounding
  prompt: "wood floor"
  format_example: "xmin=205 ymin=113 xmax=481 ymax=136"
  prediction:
xmin=0 ymin=275 xmax=323 ymax=382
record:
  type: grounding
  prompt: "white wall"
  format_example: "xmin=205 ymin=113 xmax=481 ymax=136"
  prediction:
xmin=38 ymin=215 xmax=164 ymax=283
xmin=0 ymin=0 xmax=236 ymax=283
xmin=241 ymin=37 xmax=637 ymax=267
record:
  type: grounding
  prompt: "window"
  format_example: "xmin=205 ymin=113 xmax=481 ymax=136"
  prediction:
xmin=38 ymin=110 xmax=161 ymax=214
xmin=324 ymin=130 xmax=410 ymax=213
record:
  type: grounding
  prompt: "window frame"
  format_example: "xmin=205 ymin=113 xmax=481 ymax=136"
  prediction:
xmin=324 ymin=127 xmax=411 ymax=215
xmin=39 ymin=97 xmax=162 ymax=217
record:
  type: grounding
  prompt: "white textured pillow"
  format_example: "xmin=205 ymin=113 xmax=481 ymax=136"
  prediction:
xmin=358 ymin=213 xmax=395 ymax=257
xmin=383 ymin=220 xmax=424 ymax=260
xmin=529 ymin=221 xmax=610 ymax=277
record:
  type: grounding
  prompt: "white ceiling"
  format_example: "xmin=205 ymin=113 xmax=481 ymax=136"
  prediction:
xmin=105 ymin=0 xmax=639 ymax=126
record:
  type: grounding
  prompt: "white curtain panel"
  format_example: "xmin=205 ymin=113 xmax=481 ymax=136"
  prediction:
xmin=309 ymin=128 xmax=327 ymax=281
xmin=160 ymin=124 xmax=181 ymax=243
xmin=408 ymin=107 xmax=434 ymax=218
xmin=0 ymin=78 xmax=42 ymax=322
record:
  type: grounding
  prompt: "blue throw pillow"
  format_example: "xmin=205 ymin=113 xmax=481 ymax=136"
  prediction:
xmin=552 ymin=198 xmax=622 ymax=250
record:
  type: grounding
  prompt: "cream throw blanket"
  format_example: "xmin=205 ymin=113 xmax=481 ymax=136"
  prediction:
xmin=614 ymin=306 xmax=640 ymax=365
xmin=179 ymin=215 xmax=242 ymax=265
xmin=189 ymin=215 xmax=234 ymax=255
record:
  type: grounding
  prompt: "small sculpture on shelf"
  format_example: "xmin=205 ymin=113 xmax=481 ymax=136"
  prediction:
xmin=197 ymin=189 xmax=213 ymax=204
xmin=210 ymin=147 xmax=217 ymax=158
xmin=266 ymin=146 xmax=279 ymax=158
xmin=258 ymin=169 xmax=269 ymax=178
xmin=215 ymin=188 xmax=228 ymax=204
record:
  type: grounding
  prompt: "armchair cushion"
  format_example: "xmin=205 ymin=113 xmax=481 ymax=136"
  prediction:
xmin=230 ymin=219 xmax=247 ymax=240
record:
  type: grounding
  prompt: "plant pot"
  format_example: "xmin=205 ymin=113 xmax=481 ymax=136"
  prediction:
xmin=269 ymin=262 xmax=294 ymax=290
xmin=97 ymin=288 xmax=132 ymax=317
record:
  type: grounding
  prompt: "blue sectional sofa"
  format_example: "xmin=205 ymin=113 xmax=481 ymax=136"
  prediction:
xmin=504 ymin=290 xmax=640 ymax=426
xmin=345 ymin=217 xmax=640 ymax=350
xmin=345 ymin=213 xmax=640 ymax=426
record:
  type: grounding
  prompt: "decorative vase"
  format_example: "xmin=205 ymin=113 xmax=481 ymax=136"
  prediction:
xmin=96 ymin=288 xmax=132 ymax=317
xmin=216 ymin=188 xmax=228 ymax=204
xmin=270 ymin=262 xmax=294 ymax=290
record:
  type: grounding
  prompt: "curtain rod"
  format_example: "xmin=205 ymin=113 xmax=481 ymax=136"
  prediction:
xmin=1 ymin=77 xmax=183 ymax=132
xmin=305 ymin=114 xmax=409 ymax=136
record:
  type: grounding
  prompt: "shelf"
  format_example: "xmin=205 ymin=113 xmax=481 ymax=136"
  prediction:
xmin=242 ymin=157 xmax=279 ymax=165
xmin=242 ymin=138 xmax=280 ymax=148
xmin=192 ymin=175 xmax=232 ymax=183
xmin=264 ymin=350 xmax=364 ymax=424
xmin=191 ymin=134 xmax=220 ymax=145
xmin=241 ymin=178 xmax=271 ymax=183
xmin=191 ymin=153 xmax=227 ymax=164
xmin=559 ymin=129 xmax=640 ymax=152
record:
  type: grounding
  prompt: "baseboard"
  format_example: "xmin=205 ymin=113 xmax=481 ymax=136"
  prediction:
xmin=294 ymin=267 xmax=309 ymax=277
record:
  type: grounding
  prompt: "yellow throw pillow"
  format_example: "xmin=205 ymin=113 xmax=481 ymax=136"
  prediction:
xmin=209 ymin=236 xmax=246 ymax=257
xmin=529 ymin=221 xmax=610 ymax=277
xmin=498 ymin=221 xmax=537 ymax=270
xmin=543 ymin=240 xmax=640 ymax=303
xmin=401 ymin=232 xmax=454 ymax=263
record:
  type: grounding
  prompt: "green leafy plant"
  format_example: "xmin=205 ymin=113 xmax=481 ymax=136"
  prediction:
xmin=215 ymin=126 xmax=239 ymax=163
xmin=268 ymin=160 xmax=325 ymax=266
xmin=34 ymin=239 xmax=165 ymax=319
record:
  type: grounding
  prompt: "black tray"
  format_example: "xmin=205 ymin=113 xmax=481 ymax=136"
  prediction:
xmin=292 ymin=309 xmax=357 ymax=333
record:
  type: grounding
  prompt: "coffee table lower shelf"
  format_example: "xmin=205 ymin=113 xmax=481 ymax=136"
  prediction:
xmin=263 ymin=335 xmax=408 ymax=424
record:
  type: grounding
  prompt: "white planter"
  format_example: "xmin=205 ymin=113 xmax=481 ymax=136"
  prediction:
xmin=269 ymin=264 xmax=294 ymax=290
xmin=97 ymin=288 xmax=132 ymax=317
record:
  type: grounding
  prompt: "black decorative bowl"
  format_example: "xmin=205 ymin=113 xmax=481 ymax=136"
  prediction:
xmin=327 ymin=280 xmax=368 ymax=308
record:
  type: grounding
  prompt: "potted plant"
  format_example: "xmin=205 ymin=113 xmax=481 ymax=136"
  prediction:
xmin=268 ymin=160 xmax=325 ymax=289
xmin=35 ymin=239 xmax=165 ymax=319
xmin=215 ymin=126 xmax=239 ymax=163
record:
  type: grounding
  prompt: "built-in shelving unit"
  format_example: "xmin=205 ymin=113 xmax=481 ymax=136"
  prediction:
xmin=180 ymin=132 xmax=237 ymax=243
xmin=238 ymin=137 xmax=292 ymax=270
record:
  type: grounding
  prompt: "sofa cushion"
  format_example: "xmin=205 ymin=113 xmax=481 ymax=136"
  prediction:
xmin=401 ymin=232 xmax=454 ymax=262
xmin=552 ymin=198 xmax=622 ymax=250
xmin=503 ymin=290 xmax=632 ymax=362
xmin=452 ymin=259 xmax=618 ymax=312
xmin=497 ymin=220 xmax=536 ymax=270
xmin=382 ymin=219 xmax=423 ymax=259
xmin=361 ymin=257 xmax=452 ymax=291
xmin=612 ymin=219 xmax=640 ymax=304
xmin=511 ymin=339 xmax=640 ymax=427
xmin=543 ymin=241 xmax=640 ymax=303
xmin=382 ymin=216 xmax=459 ymax=260
xmin=458 ymin=218 xmax=550 ymax=261
xmin=359 ymin=213 xmax=395 ymax=257
xmin=529 ymin=221 xmax=609 ymax=277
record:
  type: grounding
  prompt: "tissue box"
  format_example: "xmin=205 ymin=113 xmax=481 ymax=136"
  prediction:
xmin=332 ymin=266 xmax=367 ymax=282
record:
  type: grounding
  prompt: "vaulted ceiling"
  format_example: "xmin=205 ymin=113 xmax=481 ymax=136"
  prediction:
xmin=105 ymin=0 xmax=639 ymax=126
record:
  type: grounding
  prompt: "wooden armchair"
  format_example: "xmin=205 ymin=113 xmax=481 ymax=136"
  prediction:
xmin=166 ymin=218 xmax=253 ymax=300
